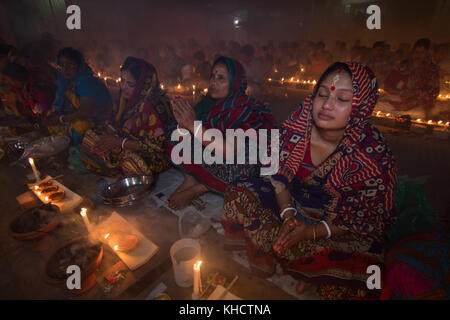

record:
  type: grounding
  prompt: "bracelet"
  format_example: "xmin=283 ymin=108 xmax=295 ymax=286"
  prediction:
xmin=59 ymin=115 xmax=67 ymax=124
xmin=121 ymin=137 xmax=128 ymax=150
xmin=280 ymin=207 xmax=297 ymax=220
xmin=320 ymin=220 xmax=332 ymax=239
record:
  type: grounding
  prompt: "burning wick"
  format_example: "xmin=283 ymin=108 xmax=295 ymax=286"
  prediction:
xmin=193 ymin=260 xmax=203 ymax=299
xmin=44 ymin=196 xmax=49 ymax=203
xmin=113 ymin=245 xmax=119 ymax=251
xmin=80 ymin=208 xmax=92 ymax=233
xmin=177 ymin=84 xmax=181 ymax=89
xmin=428 ymin=120 xmax=433 ymax=124
xmin=104 ymin=233 xmax=110 ymax=240
xmin=416 ymin=119 xmax=422 ymax=122
xmin=34 ymin=185 xmax=39 ymax=191
xmin=37 ymin=191 xmax=41 ymax=196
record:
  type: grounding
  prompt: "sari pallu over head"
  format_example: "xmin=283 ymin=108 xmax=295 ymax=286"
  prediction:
xmin=112 ymin=56 xmax=174 ymax=143
xmin=272 ymin=62 xmax=398 ymax=242
xmin=203 ymin=56 xmax=276 ymax=132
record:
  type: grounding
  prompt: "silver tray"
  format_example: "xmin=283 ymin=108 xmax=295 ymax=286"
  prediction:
xmin=101 ymin=175 xmax=156 ymax=207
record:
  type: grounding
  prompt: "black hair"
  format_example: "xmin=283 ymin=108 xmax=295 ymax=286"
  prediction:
xmin=413 ymin=38 xmax=431 ymax=51
xmin=240 ymin=44 xmax=254 ymax=57
xmin=57 ymin=47 xmax=82 ymax=67
xmin=312 ymin=62 xmax=352 ymax=97
xmin=193 ymin=50 xmax=205 ymax=61
xmin=0 ymin=44 xmax=13 ymax=57
xmin=2 ymin=62 xmax=29 ymax=83
xmin=121 ymin=56 xmax=143 ymax=82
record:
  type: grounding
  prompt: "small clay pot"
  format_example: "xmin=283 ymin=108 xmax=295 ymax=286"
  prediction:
xmin=44 ymin=236 xmax=103 ymax=294
xmin=41 ymin=186 xmax=59 ymax=194
xmin=9 ymin=204 xmax=61 ymax=241
xmin=48 ymin=190 xmax=65 ymax=202
xmin=36 ymin=180 xmax=54 ymax=190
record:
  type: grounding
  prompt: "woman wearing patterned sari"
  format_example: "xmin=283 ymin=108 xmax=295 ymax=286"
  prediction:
xmin=166 ymin=56 xmax=277 ymax=210
xmin=221 ymin=62 xmax=398 ymax=299
xmin=42 ymin=47 xmax=112 ymax=145
xmin=80 ymin=57 xmax=174 ymax=177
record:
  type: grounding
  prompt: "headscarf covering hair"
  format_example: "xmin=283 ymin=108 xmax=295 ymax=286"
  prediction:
xmin=53 ymin=47 xmax=93 ymax=115
xmin=204 ymin=56 xmax=275 ymax=132
xmin=272 ymin=62 xmax=397 ymax=241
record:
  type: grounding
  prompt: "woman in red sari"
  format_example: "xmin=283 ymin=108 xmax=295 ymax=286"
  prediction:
xmin=222 ymin=62 xmax=398 ymax=299
xmin=81 ymin=57 xmax=174 ymax=177
xmin=166 ymin=56 xmax=277 ymax=210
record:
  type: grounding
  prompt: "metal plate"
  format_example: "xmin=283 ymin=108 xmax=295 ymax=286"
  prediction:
xmin=101 ymin=175 xmax=155 ymax=207
xmin=22 ymin=135 xmax=71 ymax=160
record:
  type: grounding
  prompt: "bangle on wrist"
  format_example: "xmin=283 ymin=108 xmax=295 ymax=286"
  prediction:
xmin=280 ymin=207 xmax=297 ymax=220
xmin=320 ymin=220 xmax=332 ymax=239
xmin=121 ymin=137 xmax=128 ymax=150
xmin=59 ymin=115 xmax=67 ymax=124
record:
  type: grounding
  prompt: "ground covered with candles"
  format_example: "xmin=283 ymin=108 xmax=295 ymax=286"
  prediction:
xmin=0 ymin=91 xmax=448 ymax=300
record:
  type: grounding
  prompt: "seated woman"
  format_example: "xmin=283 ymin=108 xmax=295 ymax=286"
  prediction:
xmin=221 ymin=62 xmax=398 ymax=299
xmin=166 ymin=56 xmax=277 ymax=210
xmin=382 ymin=38 xmax=440 ymax=119
xmin=43 ymin=47 xmax=112 ymax=145
xmin=0 ymin=62 xmax=54 ymax=133
xmin=80 ymin=57 xmax=174 ymax=177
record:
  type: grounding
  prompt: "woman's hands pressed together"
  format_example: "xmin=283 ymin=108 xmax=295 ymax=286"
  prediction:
xmin=273 ymin=218 xmax=311 ymax=254
xmin=171 ymin=96 xmax=196 ymax=134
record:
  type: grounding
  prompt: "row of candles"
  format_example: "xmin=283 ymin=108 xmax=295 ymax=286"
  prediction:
xmin=373 ymin=110 xmax=450 ymax=128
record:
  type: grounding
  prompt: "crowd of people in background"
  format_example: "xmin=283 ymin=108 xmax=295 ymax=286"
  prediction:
xmin=1 ymin=33 xmax=449 ymax=123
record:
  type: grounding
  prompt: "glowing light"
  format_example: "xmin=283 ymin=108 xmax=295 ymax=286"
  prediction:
xmin=290 ymin=77 xmax=294 ymax=82
xmin=234 ymin=18 xmax=239 ymax=25
xmin=28 ymin=158 xmax=34 ymax=166
xmin=80 ymin=208 xmax=87 ymax=217
xmin=34 ymin=185 xmax=39 ymax=191
xmin=203 ymin=88 xmax=208 ymax=93
xmin=160 ymin=84 xmax=164 ymax=89
xmin=268 ymin=78 xmax=272 ymax=81
xmin=114 ymin=245 xmax=119 ymax=251
xmin=177 ymin=84 xmax=181 ymax=89
xmin=428 ymin=120 xmax=433 ymax=124
xmin=104 ymin=233 xmax=110 ymax=240
xmin=45 ymin=196 xmax=49 ymax=202
xmin=312 ymin=80 xmax=317 ymax=85
xmin=416 ymin=119 xmax=422 ymax=122
xmin=438 ymin=120 xmax=443 ymax=125
xmin=193 ymin=260 xmax=203 ymax=270
xmin=97 ymin=72 xmax=101 ymax=77
xmin=386 ymin=113 xmax=391 ymax=117
xmin=376 ymin=111 xmax=381 ymax=116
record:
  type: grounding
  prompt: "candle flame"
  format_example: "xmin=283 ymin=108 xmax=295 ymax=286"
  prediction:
xmin=281 ymin=77 xmax=284 ymax=81
xmin=438 ymin=120 xmax=443 ymax=125
xmin=268 ymin=78 xmax=272 ymax=81
xmin=193 ymin=85 xmax=196 ymax=90
xmin=428 ymin=120 xmax=433 ymax=124
xmin=194 ymin=260 xmax=203 ymax=270
xmin=446 ymin=122 xmax=450 ymax=126
xmin=28 ymin=158 xmax=34 ymax=165
xmin=114 ymin=245 xmax=119 ymax=251
xmin=376 ymin=111 xmax=381 ymax=116
xmin=203 ymin=88 xmax=208 ymax=93
xmin=290 ymin=77 xmax=294 ymax=82
xmin=177 ymin=84 xmax=181 ymax=89
xmin=386 ymin=113 xmax=391 ymax=117
xmin=34 ymin=185 xmax=39 ymax=190
xmin=80 ymin=208 xmax=87 ymax=216
xmin=45 ymin=196 xmax=49 ymax=202
xmin=104 ymin=233 xmax=110 ymax=240
xmin=312 ymin=80 xmax=317 ymax=84
xmin=104 ymin=77 xmax=107 ymax=81
xmin=37 ymin=191 xmax=41 ymax=196
xmin=161 ymin=84 xmax=164 ymax=89
xmin=97 ymin=72 xmax=101 ymax=77
xmin=416 ymin=118 xmax=421 ymax=122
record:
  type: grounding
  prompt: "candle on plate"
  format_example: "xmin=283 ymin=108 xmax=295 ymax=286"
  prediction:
xmin=192 ymin=260 xmax=203 ymax=299
xmin=80 ymin=208 xmax=92 ymax=233
xmin=28 ymin=158 xmax=40 ymax=182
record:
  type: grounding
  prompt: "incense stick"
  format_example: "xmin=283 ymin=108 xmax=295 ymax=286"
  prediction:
xmin=217 ymin=275 xmax=238 ymax=300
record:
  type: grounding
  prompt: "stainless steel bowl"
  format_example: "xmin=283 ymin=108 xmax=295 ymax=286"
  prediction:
xmin=100 ymin=175 xmax=155 ymax=207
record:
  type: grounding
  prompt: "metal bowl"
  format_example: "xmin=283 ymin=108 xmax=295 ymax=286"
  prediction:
xmin=100 ymin=175 xmax=155 ymax=207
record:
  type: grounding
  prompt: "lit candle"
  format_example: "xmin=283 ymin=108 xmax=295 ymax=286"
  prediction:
xmin=80 ymin=208 xmax=92 ymax=233
xmin=193 ymin=260 xmax=203 ymax=299
xmin=28 ymin=158 xmax=40 ymax=182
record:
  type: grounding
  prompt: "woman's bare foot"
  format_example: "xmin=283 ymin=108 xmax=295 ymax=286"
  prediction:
xmin=167 ymin=173 xmax=197 ymax=203
xmin=168 ymin=182 xmax=208 ymax=210
xmin=296 ymin=280 xmax=312 ymax=294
